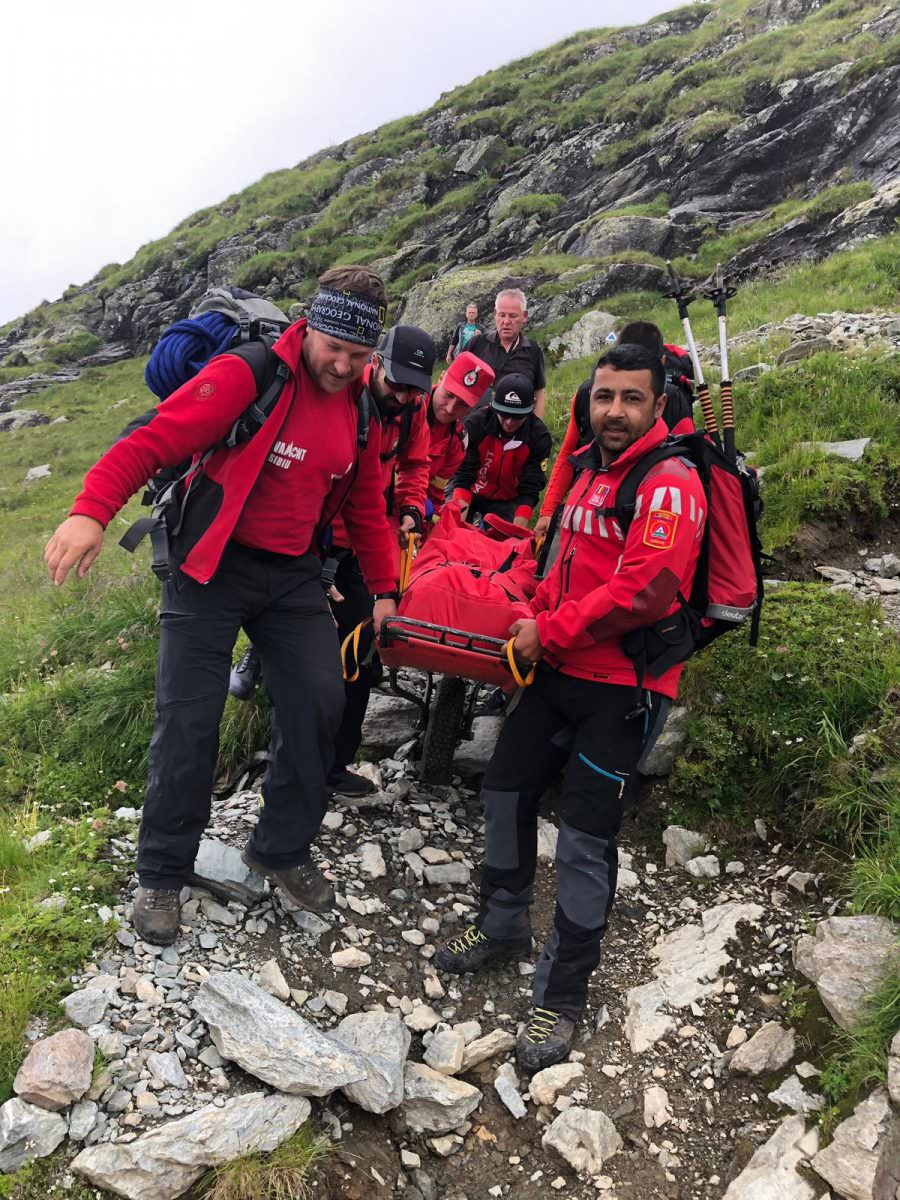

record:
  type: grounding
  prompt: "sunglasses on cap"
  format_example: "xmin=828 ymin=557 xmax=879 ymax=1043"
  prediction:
xmin=381 ymin=367 xmax=425 ymax=396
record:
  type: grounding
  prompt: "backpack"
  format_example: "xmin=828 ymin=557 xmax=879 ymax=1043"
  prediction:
xmin=119 ymin=287 xmax=373 ymax=579
xmin=572 ymin=343 xmax=697 ymax=443
xmin=603 ymin=432 xmax=764 ymax=713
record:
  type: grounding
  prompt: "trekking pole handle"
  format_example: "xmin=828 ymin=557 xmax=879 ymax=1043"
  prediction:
xmin=681 ymin=316 xmax=705 ymax=388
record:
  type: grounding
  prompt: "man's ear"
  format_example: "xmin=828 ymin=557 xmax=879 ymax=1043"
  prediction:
xmin=654 ymin=392 xmax=668 ymax=419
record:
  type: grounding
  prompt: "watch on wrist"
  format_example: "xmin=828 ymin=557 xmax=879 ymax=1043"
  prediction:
xmin=372 ymin=590 xmax=400 ymax=603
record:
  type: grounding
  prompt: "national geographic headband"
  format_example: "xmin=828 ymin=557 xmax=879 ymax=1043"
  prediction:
xmin=307 ymin=287 xmax=385 ymax=348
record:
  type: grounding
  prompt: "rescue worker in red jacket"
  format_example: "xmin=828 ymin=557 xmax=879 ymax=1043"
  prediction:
xmin=435 ymin=344 xmax=707 ymax=1073
xmin=325 ymin=324 xmax=436 ymax=796
xmin=44 ymin=266 xmax=399 ymax=946
xmin=450 ymin=374 xmax=552 ymax=527
xmin=228 ymin=325 xmax=436 ymax=801
xmin=535 ymin=320 xmax=696 ymax=538
xmin=425 ymin=351 xmax=495 ymax=519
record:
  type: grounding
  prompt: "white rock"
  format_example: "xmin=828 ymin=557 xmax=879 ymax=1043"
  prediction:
xmin=404 ymin=1005 xmax=442 ymax=1033
xmin=787 ymin=871 xmax=815 ymax=894
xmin=145 ymin=1051 xmax=188 ymax=1090
xmin=685 ymin=854 xmax=720 ymax=878
xmin=398 ymin=828 xmax=425 ymax=854
xmin=192 ymin=971 xmax=366 ymax=1096
xmin=72 ymin=1092 xmax=311 ymax=1200
xmin=321 ymin=811 xmax=343 ymax=831
xmin=68 ymin=1099 xmax=99 ymax=1142
xmin=494 ymin=1062 xmax=527 ymax=1119
xmin=257 ymin=958 xmax=291 ymax=1001
xmin=402 ymin=1062 xmax=482 ymax=1134
xmin=729 ymin=1022 xmax=795 ymax=1075
xmin=25 ymin=464 xmax=51 ymax=482
xmin=333 ymin=1011 xmax=411 ymax=1114
xmin=723 ymin=1115 xmax=824 ymax=1200
xmin=190 ymin=838 xmax=266 ymax=904
xmin=643 ymin=1085 xmax=671 ymax=1128
xmin=542 ymin=1107 xmax=622 ymax=1176
xmin=625 ymin=901 xmax=764 ymax=1052
xmin=537 ymin=817 xmax=559 ymax=860
xmin=0 ymin=1098 xmax=67 ymax=1171
xmin=725 ymin=861 xmax=746 ymax=875
xmin=424 ymin=862 xmax=471 ymax=886
xmin=767 ymin=1075 xmax=824 ymax=1115
xmin=424 ymin=1030 xmax=465 ymax=1076
xmin=62 ymin=985 xmax=114 ymax=1028
xmin=331 ymin=947 xmax=372 ymax=970
xmin=528 ymin=1062 xmax=585 ymax=1107
xmin=794 ymin=916 xmax=899 ymax=1031
xmin=618 ymin=867 xmax=640 ymax=890
xmin=726 ymin=1025 xmax=748 ymax=1048
xmin=662 ymin=825 xmax=708 ymax=867
xmin=460 ymin=1029 xmax=515 ymax=1070
xmin=359 ymin=842 xmax=387 ymax=879
xmin=811 ymin=1088 xmax=899 ymax=1200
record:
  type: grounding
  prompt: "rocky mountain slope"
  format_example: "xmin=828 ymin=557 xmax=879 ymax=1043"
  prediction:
xmin=1 ymin=0 xmax=898 ymax=364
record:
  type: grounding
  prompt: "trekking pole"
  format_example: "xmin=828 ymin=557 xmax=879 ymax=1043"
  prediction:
xmin=702 ymin=263 xmax=738 ymax=463
xmin=398 ymin=539 xmax=415 ymax=593
xmin=662 ymin=261 xmax=719 ymax=442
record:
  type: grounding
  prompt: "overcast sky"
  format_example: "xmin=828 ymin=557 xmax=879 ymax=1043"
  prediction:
xmin=2 ymin=0 xmax=677 ymax=326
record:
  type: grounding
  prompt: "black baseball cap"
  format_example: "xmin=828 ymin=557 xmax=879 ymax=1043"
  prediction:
xmin=491 ymin=373 xmax=535 ymax=416
xmin=378 ymin=325 xmax=436 ymax=392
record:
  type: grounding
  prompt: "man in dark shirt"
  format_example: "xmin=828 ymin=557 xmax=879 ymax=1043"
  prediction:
xmin=468 ymin=289 xmax=547 ymax=419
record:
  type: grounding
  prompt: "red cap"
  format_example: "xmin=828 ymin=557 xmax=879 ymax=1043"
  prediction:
xmin=442 ymin=352 xmax=495 ymax=407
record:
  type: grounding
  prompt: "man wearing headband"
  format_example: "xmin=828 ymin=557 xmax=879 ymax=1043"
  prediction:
xmin=44 ymin=266 xmax=398 ymax=945
xmin=231 ymin=324 xmax=437 ymax=802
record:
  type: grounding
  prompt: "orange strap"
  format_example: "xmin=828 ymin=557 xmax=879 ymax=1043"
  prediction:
xmin=505 ymin=639 xmax=536 ymax=688
xmin=399 ymin=540 xmax=415 ymax=593
xmin=340 ymin=621 xmax=369 ymax=682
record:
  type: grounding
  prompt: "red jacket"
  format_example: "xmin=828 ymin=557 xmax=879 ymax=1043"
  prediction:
xmin=532 ymin=419 xmax=706 ymax=699
xmin=426 ymin=401 xmax=468 ymax=513
xmin=72 ymin=321 xmax=397 ymax=593
xmin=331 ymin=364 xmax=430 ymax=547
xmin=451 ymin=407 xmax=553 ymax=521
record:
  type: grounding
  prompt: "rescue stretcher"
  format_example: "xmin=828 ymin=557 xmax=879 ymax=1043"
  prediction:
xmin=342 ymin=505 xmax=540 ymax=784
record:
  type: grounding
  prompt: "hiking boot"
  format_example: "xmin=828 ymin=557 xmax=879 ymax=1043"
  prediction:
xmin=433 ymin=924 xmax=531 ymax=975
xmin=229 ymin=647 xmax=262 ymax=701
xmin=516 ymin=1007 xmax=578 ymax=1074
xmin=133 ymin=886 xmax=181 ymax=946
xmin=327 ymin=767 xmax=377 ymax=798
xmin=241 ymin=847 xmax=335 ymax=913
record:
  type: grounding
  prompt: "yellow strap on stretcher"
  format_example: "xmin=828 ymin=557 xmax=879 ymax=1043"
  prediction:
xmin=341 ymin=620 xmax=369 ymax=683
xmin=505 ymin=639 xmax=537 ymax=688
xmin=399 ymin=540 xmax=416 ymax=594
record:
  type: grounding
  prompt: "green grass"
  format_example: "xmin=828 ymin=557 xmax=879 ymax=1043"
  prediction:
xmin=498 ymin=193 xmax=566 ymax=221
xmin=193 ymin=1127 xmax=332 ymax=1200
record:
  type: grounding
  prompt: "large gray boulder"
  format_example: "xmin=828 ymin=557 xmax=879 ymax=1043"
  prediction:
xmin=567 ymin=215 xmax=673 ymax=259
xmin=547 ymin=310 xmax=617 ymax=361
xmin=333 ymin=1010 xmax=411 ymax=1114
xmin=729 ymin=1022 xmax=795 ymax=1075
xmin=13 ymin=1028 xmax=94 ymax=1111
xmin=190 ymin=837 xmax=267 ymax=905
xmin=793 ymin=916 xmax=898 ymax=1031
xmin=639 ymin=707 xmax=691 ymax=776
xmin=192 ymin=971 xmax=367 ymax=1096
xmin=72 ymin=1092 xmax=311 ymax=1200
xmin=455 ymin=136 xmax=508 ymax=177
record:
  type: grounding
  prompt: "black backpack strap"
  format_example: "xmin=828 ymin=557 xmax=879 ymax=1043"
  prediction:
xmin=597 ymin=442 xmax=690 ymax=535
xmin=224 ymin=338 xmax=290 ymax=448
xmin=380 ymin=400 xmax=417 ymax=463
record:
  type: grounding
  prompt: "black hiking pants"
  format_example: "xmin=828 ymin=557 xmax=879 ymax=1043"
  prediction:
xmin=328 ymin=552 xmax=379 ymax=777
xmin=476 ymin=668 xmax=666 ymax=1016
xmin=468 ymin=496 xmax=517 ymax=524
xmin=137 ymin=542 xmax=343 ymax=889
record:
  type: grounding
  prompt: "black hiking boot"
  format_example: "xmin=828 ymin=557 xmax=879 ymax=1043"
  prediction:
xmin=229 ymin=647 xmax=262 ymax=701
xmin=133 ymin=886 xmax=181 ymax=946
xmin=516 ymin=1007 xmax=578 ymax=1074
xmin=433 ymin=924 xmax=531 ymax=975
xmin=327 ymin=767 xmax=377 ymax=798
xmin=241 ymin=846 xmax=335 ymax=913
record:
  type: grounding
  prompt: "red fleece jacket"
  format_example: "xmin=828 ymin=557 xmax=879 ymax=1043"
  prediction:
xmin=532 ymin=418 xmax=706 ymax=698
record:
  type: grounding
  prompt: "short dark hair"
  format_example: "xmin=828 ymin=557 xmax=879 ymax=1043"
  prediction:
xmin=318 ymin=265 xmax=388 ymax=309
xmin=594 ymin=344 xmax=666 ymax=399
xmin=618 ymin=320 xmax=664 ymax=358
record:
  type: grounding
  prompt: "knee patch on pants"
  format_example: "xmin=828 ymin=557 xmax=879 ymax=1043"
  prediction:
xmin=483 ymin=788 xmax=520 ymax=871
xmin=555 ymin=820 xmax=613 ymax=933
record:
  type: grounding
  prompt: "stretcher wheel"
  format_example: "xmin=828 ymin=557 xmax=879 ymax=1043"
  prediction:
xmin=419 ymin=676 xmax=467 ymax=786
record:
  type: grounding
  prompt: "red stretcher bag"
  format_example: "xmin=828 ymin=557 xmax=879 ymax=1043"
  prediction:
xmin=378 ymin=505 xmax=538 ymax=685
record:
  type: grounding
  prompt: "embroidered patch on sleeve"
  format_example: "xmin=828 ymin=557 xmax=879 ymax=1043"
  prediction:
xmin=194 ymin=380 xmax=216 ymax=400
xmin=642 ymin=508 xmax=679 ymax=550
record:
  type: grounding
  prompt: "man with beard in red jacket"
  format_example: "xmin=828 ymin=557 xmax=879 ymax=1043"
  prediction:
xmin=44 ymin=266 xmax=399 ymax=945
xmin=435 ymin=344 xmax=707 ymax=1072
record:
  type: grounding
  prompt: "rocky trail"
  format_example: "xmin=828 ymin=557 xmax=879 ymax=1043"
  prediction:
xmin=4 ymin=672 xmax=898 ymax=1200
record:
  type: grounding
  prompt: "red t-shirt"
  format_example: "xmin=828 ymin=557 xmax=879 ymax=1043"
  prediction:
xmin=232 ymin=360 xmax=357 ymax=555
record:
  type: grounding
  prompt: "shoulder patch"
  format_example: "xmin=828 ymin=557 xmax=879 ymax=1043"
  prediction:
xmin=643 ymin=509 xmax=679 ymax=550
xmin=194 ymin=380 xmax=216 ymax=400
